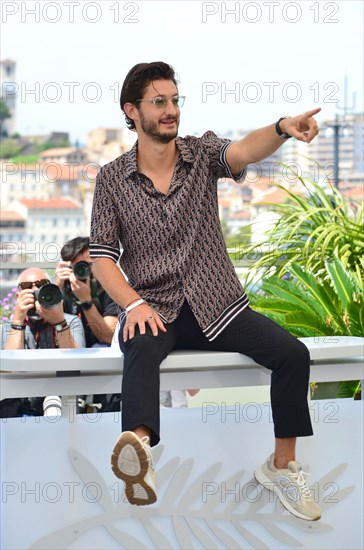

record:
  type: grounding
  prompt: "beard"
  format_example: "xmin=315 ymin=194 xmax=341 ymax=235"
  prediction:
xmin=139 ymin=111 xmax=179 ymax=144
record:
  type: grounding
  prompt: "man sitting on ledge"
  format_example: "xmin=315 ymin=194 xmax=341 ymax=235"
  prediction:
xmin=89 ymin=61 xmax=322 ymax=521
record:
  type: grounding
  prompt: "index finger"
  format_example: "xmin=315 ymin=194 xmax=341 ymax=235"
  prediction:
xmin=304 ymin=107 xmax=321 ymax=119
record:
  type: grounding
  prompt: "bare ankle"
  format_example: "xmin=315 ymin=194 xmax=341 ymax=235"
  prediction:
xmin=134 ymin=425 xmax=152 ymax=443
xmin=274 ymin=458 xmax=289 ymax=469
xmin=274 ymin=437 xmax=296 ymax=469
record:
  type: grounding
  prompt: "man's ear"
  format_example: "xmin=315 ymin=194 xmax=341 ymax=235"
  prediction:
xmin=123 ymin=102 xmax=139 ymax=125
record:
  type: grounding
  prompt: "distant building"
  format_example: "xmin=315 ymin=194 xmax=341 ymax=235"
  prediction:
xmin=8 ymin=198 xmax=86 ymax=247
xmin=222 ymin=128 xmax=283 ymax=181
xmin=0 ymin=210 xmax=26 ymax=268
xmin=19 ymin=132 xmax=70 ymax=155
xmin=39 ymin=147 xmax=88 ymax=165
xmin=87 ymin=128 xmax=125 ymax=150
xmin=0 ymin=210 xmax=26 ymax=244
xmin=281 ymin=113 xmax=364 ymax=185
xmin=0 ymin=161 xmax=50 ymax=207
xmin=21 ymin=132 xmax=69 ymax=146
xmin=227 ymin=209 xmax=252 ymax=234
xmin=86 ymin=127 xmax=136 ymax=164
xmin=217 ymin=177 xmax=253 ymax=234
xmin=0 ymin=155 xmax=99 ymax=209
xmin=0 ymin=59 xmax=17 ymax=137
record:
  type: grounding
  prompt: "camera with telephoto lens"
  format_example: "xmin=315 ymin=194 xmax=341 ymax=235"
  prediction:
xmin=27 ymin=284 xmax=63 ymax=317
xmin=72 ymin=261 xmax=91 ymax=281
xmin=64 ymin=261 xmax=91 ymax=294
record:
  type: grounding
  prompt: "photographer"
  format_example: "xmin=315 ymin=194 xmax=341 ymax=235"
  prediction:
xmin=56 ymin=237 xmax=118 ymax=348
xmin=56 ymin=237 xmax=119 ymax=413
xmin=0 ymin=267 xmax=85 ymax=417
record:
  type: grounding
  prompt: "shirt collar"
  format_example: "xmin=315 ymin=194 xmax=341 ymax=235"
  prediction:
xmin=175 ymin=136 xmax=195 ymax=163
xmin=123 ymin=136 xmax=194 ymax=178
xmin=124 ymin=141 xmax=138 ymax=178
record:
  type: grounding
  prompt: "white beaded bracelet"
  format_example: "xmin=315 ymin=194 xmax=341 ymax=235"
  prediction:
xmin=125 ymin=299 xmax=145 ymax=313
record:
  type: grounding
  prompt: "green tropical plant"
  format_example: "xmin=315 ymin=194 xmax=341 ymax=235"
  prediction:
xmin=244 ymin=173 xmax=363 ymax=399
xmin=250 ymin=257 xmax=363 ymax=337
xmin=241 ymin=176 xmax=363 ymax=286
xmin=249 ymin=260 xmax=363 ymax=399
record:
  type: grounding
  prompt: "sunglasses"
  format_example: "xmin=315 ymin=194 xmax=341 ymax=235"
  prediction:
xmin=135 ymin=95 xmax=186 ymax=110
xmin=18 ymin=279 xmax=50 ymax=290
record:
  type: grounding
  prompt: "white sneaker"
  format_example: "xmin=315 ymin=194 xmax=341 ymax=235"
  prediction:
xmin=254 ymin=453 xmax=321 ymax=521
xmin=111 ymin=431 xmax=157 ymax=506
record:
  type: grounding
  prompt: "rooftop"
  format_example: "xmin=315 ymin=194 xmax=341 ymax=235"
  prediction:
xmin=20 ymin=198 xmax=81 ymax=209
xmin=0 ymin=210 xmax=25 ymax=221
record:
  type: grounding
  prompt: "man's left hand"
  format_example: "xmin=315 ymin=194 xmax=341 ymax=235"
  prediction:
xmin=69 ymin=273 xmax=92 ymax=302
xmin=280 ymin=107 xmax=321 ymax=143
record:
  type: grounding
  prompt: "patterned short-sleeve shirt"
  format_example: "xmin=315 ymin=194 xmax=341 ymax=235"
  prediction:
xmin=90 ymin=131 xmax=250 ymax=340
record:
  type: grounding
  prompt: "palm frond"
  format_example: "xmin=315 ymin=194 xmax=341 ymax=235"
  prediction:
xmin=241 ymin=175 xmax=363 ymax=282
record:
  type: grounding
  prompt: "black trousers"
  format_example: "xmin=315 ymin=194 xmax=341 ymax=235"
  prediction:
xmin=119 ymin=301 xmax=313 ymax=446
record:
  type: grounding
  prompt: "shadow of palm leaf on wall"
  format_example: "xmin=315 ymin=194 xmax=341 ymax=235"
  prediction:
xmin=30 ymin=447 xmax=354 ymax=550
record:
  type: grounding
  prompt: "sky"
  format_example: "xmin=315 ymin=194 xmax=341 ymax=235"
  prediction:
xmin=1 ymin=0 xmax=363 ymax=144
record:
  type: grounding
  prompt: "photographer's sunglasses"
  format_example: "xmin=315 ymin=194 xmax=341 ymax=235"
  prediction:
xmin=18 ymin=279 xmax=50 ymax=290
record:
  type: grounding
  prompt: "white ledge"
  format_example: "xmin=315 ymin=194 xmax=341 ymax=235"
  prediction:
xmin=1 ymin=336 xmax=363 ymax=398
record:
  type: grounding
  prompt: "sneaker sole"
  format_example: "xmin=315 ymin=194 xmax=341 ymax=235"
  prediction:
xmin=111 ymin=432 xmax=157 ymax=506
xmin=254 ymin=466 xmax=321 ymax=521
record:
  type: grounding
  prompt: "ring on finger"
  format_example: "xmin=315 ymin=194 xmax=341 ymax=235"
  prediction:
xmin=148 ymin=316 xmax=154 ymax=320
xmin=302 ymin=112 xmax=308 ymax=119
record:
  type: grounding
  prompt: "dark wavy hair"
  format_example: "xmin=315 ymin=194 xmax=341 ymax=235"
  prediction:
xmin=61 ymin=236 xmax=89 ymax=261
xmin=119 ymin=62 xmax=178 ymax=130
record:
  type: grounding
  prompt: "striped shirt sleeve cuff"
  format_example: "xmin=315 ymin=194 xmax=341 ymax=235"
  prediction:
xmin=89 ymin=243 xmax=120 ymax=263
xmin=219 ymin=142 xmax=247 ymax=184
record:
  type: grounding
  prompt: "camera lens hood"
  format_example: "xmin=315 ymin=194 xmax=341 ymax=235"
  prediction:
xmin=34 ymin=284 xmax=63 ymax=309
xmin=73 ymin=261 xmax=91 ymax=280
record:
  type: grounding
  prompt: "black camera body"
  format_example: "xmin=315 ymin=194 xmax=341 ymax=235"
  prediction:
xmin=27 ymin=284 xmax=63 ymax=317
